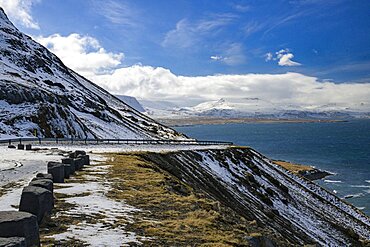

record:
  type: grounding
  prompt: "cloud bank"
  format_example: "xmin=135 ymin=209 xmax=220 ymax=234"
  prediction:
xmin=37 ymin=33 xmax=370 ymax=109
xmin=35 ymin=33 xmax=124 ymax=77
xmin=0 ymin=0 xmax=40 ymax=29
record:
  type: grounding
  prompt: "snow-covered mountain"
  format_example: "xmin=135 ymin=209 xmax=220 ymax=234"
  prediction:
xmin=140 ymin=97 xmax=370 ymax=119
xmin=116 ymin=95 xmax=145 ymax=112
xmin=0 ymin=8 xmax=184 ymax=139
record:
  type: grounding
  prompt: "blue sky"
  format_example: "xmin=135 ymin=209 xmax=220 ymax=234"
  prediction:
xmin=10 ymin=0 xmax=370 ymax=81
xmin=1 ymin=0 xmax=370 ymax=107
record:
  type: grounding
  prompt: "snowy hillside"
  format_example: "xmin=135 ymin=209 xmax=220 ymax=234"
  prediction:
xmin=0 ymin=8 xmax=184 ymax=140
xmin=144 ymin=147 xmax=370 ymax=245
xmin=140 ymin=97 xmax=370 ymax=119
xmin=116 ymin=95 xmax=145 ymax=112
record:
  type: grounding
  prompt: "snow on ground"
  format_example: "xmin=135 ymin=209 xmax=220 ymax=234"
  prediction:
xmin=0 ymin=143 xmax=226 ymax=245
xmin=47 ymin=160 xmax=146 ymax=246
xmin=0 ymin=146 xmax=63 ymax=210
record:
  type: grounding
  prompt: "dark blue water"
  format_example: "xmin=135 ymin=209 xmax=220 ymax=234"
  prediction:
xmin=175 ymin=120 xmax=370 ymax=215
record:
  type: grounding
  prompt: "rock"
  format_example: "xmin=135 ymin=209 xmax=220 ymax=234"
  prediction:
xmin=75 ymin=150 xmax=86 ymax=156
xmin=78 ymin=154 xmax=90 ymax=166
xmin=17 ymin=144 xmax=24 ymax=150
xmin=35 ymin=173 xmax=53 ymax=180
xmin=0 ymin=211 xmax=39 ymax=247
xmin=73 ymin=158 xmax=84 ymax=171
xmin=25 ymin=144 xmax=32 ymax=151
xmin=29 ymin=179 xmax=53 ymax=194
xmin=63 ymin=164 xmax=71 ymax=179
xmin=47 ymin=162 xmax=64 ymax=183
xmin=61 ymin=158 xmax=75 ymax=175
xmin=19 ymin=186 xmax=53 ymax=224
xmin=0 ymin=237 xmax=26 ymax=247
xmin=7 ymin=145 xmax=16 ymax=149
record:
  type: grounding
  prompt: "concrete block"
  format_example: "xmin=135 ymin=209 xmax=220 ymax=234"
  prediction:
xmin=29 ymin=179 xmax=53 ymax=194
xmin=47 ymin=162 xmax=64 ymax=183
xmin=61 ymin=158 xmax=75 ymax=175
xmin=0 ymin=211 xmax=39 ymax=247
xmin=63 ymin=164 xmax=71 ymax=179
xmin=25 ymin=144 xmax=32 ymax=151
xmin=35 ymin=173 xmax=53 ymax=180
xmin=19 ymin=186 xmax=53 ymax=224
xmin=17 ymin=144 xmax=24 ymax=150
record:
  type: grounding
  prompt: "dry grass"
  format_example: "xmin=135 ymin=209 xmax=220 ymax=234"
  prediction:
xmin=106 ymin=153 xmax=258 ymax=246
xmin=273 ymin=160 xmax=313 ymax=174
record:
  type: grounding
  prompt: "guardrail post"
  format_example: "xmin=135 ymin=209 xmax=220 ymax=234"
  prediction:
xmin=85 ymin=138 xmax=87 ymax=144
xmin=38 ymin=138 xmax=41 ymax=144
xmin=56 ymin=138 xmax=58 ymax=144
xmin=8 ymin=140 xmax=11 ymax=145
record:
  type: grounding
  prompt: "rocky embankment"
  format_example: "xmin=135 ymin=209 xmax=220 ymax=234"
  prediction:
xmin=134 ymin=147 xmax=370 ymax=246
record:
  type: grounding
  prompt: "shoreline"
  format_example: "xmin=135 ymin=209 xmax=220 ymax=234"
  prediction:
xmin=273 ymin=160 xmax=333 ymax=181
xmin=154 ymin=117 xmax=348 ymax=127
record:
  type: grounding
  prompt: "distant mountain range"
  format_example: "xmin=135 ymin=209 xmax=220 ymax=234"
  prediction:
xmin=124 ymin=97 xmax=370 ymax=120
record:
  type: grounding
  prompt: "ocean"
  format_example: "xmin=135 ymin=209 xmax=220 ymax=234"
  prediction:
xmin=175 ymin=119 xmax=370 ymax=215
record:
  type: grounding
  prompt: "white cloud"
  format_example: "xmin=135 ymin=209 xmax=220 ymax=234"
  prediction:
xmin=89 ymin=65 xmax=370 ymax=109
xmin=36 ymin=33 xmax=370 ymax=110
xmin=265 ymin=52 xmax=273 ymax=61
xmin=210 ymin=43 xmax=246 ymax=66
xmin=162 ymin=14 xmax=236 ymax=48
xmin=210 ymin=55 xmax=223 ymax=61
xmin=0 ymin=0 xmax=40 ymax=29
xmin=35 ymin=33 xmax=124 ymax=77
xmin=265 ymin=48 xmax=301 ymax=66
xmin=92 ymin=0 xmax=138 ymax=27
xmin=278 ymin=53 xmax=301 ymax=66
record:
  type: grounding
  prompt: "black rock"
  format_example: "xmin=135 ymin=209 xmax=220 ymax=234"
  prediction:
xmin=29 ymin=179 xmax=53 ymax=194
xmin=35 ymin=173 xmax=53 ymax=180
xmin=0 ymin=211 xmax=39 ymax=247
xmin=47 ymin=162 xmax=64 ymax=183
xmin=19 ymin=186 xmax=53 ymax=224
xmin=7 ymin=145 xmax=16 ymax=149
xmin=73 ymin=158 xmax=84 ymax=171
xmin=0 ymin=237 xmax=26 ymax=247
xmin=63 ymin=164 xmax=71 ymax=179
xmin=61 ymin=158 xmax=75 ymax=175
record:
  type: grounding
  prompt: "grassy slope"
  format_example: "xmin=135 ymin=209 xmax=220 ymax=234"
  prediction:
xmin=106 ymin=153 xmax=277 ymax=246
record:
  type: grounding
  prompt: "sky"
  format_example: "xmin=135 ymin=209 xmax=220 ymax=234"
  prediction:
xmin=1 ymin=0 xmax=370 ymax=108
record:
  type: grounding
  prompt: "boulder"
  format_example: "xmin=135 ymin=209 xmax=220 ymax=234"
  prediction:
xmin=73 ymin=158 xmax=84 ymax=171
xmin=47 ymin=162 xmax=64 ymax=183
xmin=19 ymin=186 xmax=53 ymax=224
xmin=35 ymin=173 xmax=53 ymax=180
xmin=61 ymin=158 xmax=75 ymax=175
xmin=63 ymin=164 xmax=71 ymax=179
xmin=17 ymin=144 xmax=24 ymax=150
xmin=0 ymin=237 xmax=26 ymax=247
xmin=75 ymin=150 xmax=86 ymax=156
xmin=0 ymin=211 xmax=39 ymax=247
xmin=7 ymin=145 xmax=16 ymax=149
xmin=25 ymin=144 xmax=32 ymax=151
xmin=77 ymin=154 xmax=90 ymax=166
xmin=29 ymin=179 xmax=53 ymax=194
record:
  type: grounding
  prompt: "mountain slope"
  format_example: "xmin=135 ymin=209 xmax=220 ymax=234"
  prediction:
xmin=0 ymin=8 xmax=184 ymax=139
xmin=141 ymin=147 xmax=370 ymax=246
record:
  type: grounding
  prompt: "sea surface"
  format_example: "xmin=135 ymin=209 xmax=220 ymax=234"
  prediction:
xmin=175 ymin=119 xmax=370 ymax=215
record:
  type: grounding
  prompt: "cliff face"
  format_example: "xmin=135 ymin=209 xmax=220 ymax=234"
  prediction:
xmin=140 ymin=147 xmax=370 ymax=246
xmin=0 ymin=8 xmax=183 ymax=139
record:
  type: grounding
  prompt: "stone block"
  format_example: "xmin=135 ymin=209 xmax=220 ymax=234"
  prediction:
xmin=19 ymin=186 xmax=53 ymax=224
xmin=61 ymin=158 xmax=75 ymax=175
xmin=0 ymin=211 xmax=39 ymax=247
xmin=47 ymin=162 xmax=64 ymax=183
xmin=29 ymin=179 xmax=53 ymax=194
